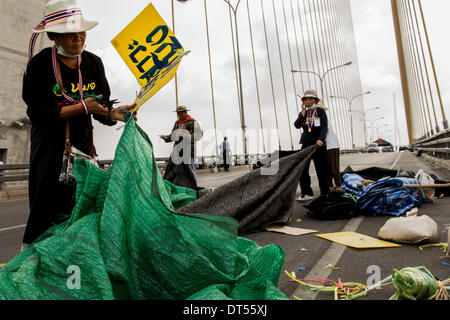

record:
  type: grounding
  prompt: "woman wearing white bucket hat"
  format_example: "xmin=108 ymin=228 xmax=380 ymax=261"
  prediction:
xmin=294 ymin=90 xmax=329 ymax=201
xmin=22 ymin=0 xmax=136 ymax=244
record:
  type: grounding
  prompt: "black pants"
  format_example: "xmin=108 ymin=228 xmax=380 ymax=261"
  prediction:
xmin=223 ymin=153 xmax=230 ymax=170
xmin=300 ymin=145 xmax=329 ymax=197
xmin=327 ymin=148 xmax=342 ymax=187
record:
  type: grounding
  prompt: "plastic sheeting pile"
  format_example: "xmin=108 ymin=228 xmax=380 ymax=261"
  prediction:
xmin=0 ymin=118 xmax=288 ymax=300
xmin=342 ymin=173 xmax=422 ymax=216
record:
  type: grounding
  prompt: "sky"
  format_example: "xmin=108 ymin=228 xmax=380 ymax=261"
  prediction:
xmin=350 ymin=0 xmax=450 ymax=146
xmin=75 ymin=0 xmax=450 ymax=160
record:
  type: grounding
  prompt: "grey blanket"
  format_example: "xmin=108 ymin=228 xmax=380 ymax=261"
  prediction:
xmin=177 ymin=145 xmax=316 ymax=235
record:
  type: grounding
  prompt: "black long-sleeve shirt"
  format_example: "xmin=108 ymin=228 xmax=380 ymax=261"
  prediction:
xmin=23 ymin=47 xmax=116 ymax=155
xmin=22 ymin=47 xmax=116 ymax=244
xmin=294 ymin=106 xmax=328 ymax=147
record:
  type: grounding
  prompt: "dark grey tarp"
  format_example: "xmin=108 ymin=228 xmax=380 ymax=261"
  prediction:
xmin=251 ymin=150 xmax=301 ymax=170
xmin=163 ymin=158 xmax=198 ymax=190
xmin=341 ymin=166 xmax=416 ymax=181
xmin=177 ymin=146 xmax=316 ymax=235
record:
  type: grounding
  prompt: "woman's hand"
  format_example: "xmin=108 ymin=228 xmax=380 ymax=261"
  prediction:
xmin=301 ymin=103 xmax=306 ymax=116
xmin=84 ymin=95 xmax=108 ymax=116
xmin=316 ymin=140 xmax=324 ymax=147
xmin=111 ymin=104 xmax=138 ymax=122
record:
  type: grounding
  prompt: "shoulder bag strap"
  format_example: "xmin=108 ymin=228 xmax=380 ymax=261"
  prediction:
xmin=53 ymin=52 xmax=72 ymax=156
xmin=53 ymin=47 xmax=95 ymax=157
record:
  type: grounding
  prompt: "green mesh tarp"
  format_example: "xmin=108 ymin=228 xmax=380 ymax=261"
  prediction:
xmin=0 ymin=118 xmax=287 ymax=300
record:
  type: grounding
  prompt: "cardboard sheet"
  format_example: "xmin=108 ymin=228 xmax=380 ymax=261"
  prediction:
xmin=266 ymin=226 xmax=318 ymax=236
xmin=315 ymin=231 xmax=402 ymax=249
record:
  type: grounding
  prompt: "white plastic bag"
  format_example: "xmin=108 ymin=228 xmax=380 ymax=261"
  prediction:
xmin=414 ymin=169 xmax=435 ymax=201
xmin=378 ymin=215 xmax=438 ymax=244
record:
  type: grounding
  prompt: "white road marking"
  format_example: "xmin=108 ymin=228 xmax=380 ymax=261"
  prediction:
xmin=291 ymin=152 xmax=402 ymax=300
xmin=390 ymin=152 xmax=402 ymax=170
xmin=291 ymin=216 xmax=364 ymax=300
xmin=0 ymin=224 xmax=26 ymax=233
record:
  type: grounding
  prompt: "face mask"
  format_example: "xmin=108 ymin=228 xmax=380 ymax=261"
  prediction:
xmin=56 ymin=44 xmax=85 ymax=58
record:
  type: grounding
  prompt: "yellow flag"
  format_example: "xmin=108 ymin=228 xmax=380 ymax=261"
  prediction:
xmin=111 ymin=3 xmax=185 ymax=111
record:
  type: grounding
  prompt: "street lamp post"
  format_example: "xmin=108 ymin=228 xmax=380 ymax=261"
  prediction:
xmin=361 ymin=116 xmax=384 ymax=143
xmin=330 ymin=91 xmax=372 ymax=149
xmin=350 ymin=106 xmax=380 ymax=145
xmin=291 ymin=61 xmax=352 ymax=103
xmin=371 ymin=124 xmax=389 ymax=142
xmin=222 ymin=0 xmax=248 ymax=162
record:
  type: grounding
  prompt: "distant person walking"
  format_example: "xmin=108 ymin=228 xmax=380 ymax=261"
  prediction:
xmin=219 ymin=137 xmax=232 ymax=171
xmin=294 ymin=90 xmax=329 ymax=201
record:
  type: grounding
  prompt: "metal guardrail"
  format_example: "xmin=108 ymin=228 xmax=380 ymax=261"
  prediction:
xmin=412 ymin=128 xmax=450 ymax=160
xmin=0 ymin=154 xmax=268 ymax=184
xmin=0 ymin=164 xmax=30 ymax=183
xmin=0 ymin=149 xmax=366 ymax=184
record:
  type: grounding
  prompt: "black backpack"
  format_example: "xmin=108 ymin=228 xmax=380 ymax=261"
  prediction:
xmin=305 ymin=192 xmax=362 ymax=220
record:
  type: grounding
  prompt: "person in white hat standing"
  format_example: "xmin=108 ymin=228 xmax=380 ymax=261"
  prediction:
xmin=22 ymin=0 xmax=136 ymax=244
xmin=294 ymin=90 xmax=329 ymax=201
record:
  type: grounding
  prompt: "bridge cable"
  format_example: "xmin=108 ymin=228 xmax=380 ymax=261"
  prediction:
xmin=227 ymin=2 xmax=245 ymax=149
xmin=260 ymin=0 xmax=281 ymax=150
xmin=405 ymin=0 xmax=435 ymax=135
xmin=289 ymin=0 xmax=306 ymax=94
xmin=171 ymin=0 xmax=179 ymax=107
xmin=334 ymin=0 xmax=354 ymax=148
xmin=316 ymin=0 xmax=337 ymax=137
xmin=411 ymin=0 xmax=439 ymax=132
xmin=324 ymin=0 xmax=345 ymax=145
xmin=417 ymin=0 xmax=447 ymax=126
xmin=399 ymin=0 xmax=423 ymax=137
xmin=326 ymin=0 xmax=351 ymax=148
xmin=271 ymin=0 xmax=294 ymax=150
xmin=301 ymin=0 xmax=320 ymax=94
xmin=400 ymin=0 xmax=428 ymax=137
xmin=245 ymin=0 xmax=266 ymax=154
xmin=294 ymin=0 xmax=312 ymax=90
xmin=320 ymin=0 xmax=344 ymax=143
xmin=281 ymin=0 xmax=300 ymax=115
xmin=203 ymin=0 xmax=219 ymax=156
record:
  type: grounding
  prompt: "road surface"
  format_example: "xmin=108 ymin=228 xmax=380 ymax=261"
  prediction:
xmin=0 ymin=151 xmax=449 ymax=300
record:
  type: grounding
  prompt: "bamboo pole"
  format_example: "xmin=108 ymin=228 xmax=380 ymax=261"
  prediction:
xmin=403 ymin=183 xmax=450 ymax=188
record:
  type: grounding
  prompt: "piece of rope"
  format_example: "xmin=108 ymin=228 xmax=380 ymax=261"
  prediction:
xmin=390 ymin=266 xmax=449 ymax=300
xmin=285 ymin=270 xmax=387 ymax=300
xmin=418 ymin=243 xmax=448 ymax=253
xmin=115 ymin=110 xmax=135 ymax=131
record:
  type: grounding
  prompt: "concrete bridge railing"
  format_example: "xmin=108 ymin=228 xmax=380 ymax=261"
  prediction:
xmin=412 ymin=128 xmax=450 ymax=160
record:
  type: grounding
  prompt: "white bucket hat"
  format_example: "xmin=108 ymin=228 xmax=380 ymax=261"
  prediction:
xmin=28 ymin=0 xmax=97 ymax=62
xmin=301 ymin=90 xmax=321 ymax=102
xmin=34 ymin=0 xmax=98 ymax=34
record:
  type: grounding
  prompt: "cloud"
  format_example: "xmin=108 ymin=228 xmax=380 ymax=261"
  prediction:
xmin=82 ymin=0 xmax=450 ymax=156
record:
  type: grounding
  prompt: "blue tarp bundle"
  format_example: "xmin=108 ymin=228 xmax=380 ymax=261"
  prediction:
xmin=342 ymin=173 xmax=422 ymax=216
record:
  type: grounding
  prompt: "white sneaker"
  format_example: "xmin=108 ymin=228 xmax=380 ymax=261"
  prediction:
xmin=296 ymin=195 xmax=314 ymax=202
